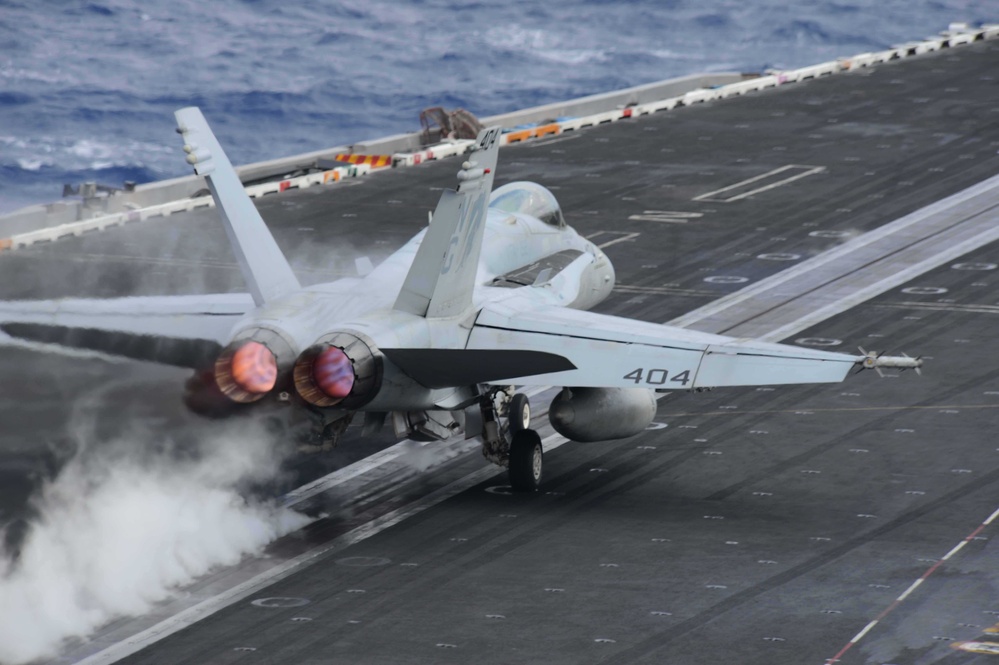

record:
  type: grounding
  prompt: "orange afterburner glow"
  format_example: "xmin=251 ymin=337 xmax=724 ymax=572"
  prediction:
xmin=215 ymin=338 xmax=291 ymax=404
xmin=313 ymin=346 xmax=355 ymax=399
xmin=214 ymin=339 xmax=282 ymax=403
xmin=293 ymin=333 xmax=380 ymax=408
xmin=230 ymin=341 xmax=278 ymax=394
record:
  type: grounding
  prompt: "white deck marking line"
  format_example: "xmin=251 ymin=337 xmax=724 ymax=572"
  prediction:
xmin=692 ymin=165 xmax=825 ymax=202
xmin=614 ymin=284 xmax=713 ymax=296
xmin=524 ymin=133 xmax=581 ymax=148
xmin=79 ymin=432 xmax=567 ymax=665
xmin=757 ymin=215 xmax=999 ymax=342
xmin=627 ymin=211 xmax=704 ymax=223
xmin=875 ymin=301 xmax=999 ymax=315
xmin=591 ymin=231 xmax=641 ymax=249
xmin=280 ymin=443 xmax=415 ymax=506
xmin=672 ymin=172 xmax=999 ymax=329
xmin=825 ymin=505 xmax=999 ymax=664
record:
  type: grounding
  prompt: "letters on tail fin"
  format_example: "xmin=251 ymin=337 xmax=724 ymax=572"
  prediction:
xmin=175 ymin=107 xmax=300 ymax=306
xmin=394 ymin=127 xmax=503 ymax=319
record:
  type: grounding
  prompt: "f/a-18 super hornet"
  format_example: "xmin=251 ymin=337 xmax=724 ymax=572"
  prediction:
xmin=0 ymin=108 xmax=922 ymax=490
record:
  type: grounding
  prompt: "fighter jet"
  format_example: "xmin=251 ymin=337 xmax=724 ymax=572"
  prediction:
xmin=0 ymin=108 xmax=921 ymax=490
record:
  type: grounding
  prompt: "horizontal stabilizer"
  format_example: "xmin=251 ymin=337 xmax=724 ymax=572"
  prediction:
xmin=381 ymin=348 xmax=575 ymax=389
xmin=2 ymin=323 xmax=222 ymax=369
xmin=0 ymin=293 xmax=252 ymax=368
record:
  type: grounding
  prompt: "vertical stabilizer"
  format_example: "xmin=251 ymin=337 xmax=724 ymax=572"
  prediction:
xmin=175 ymin=107 xmax=301 ymax=306
xmin=394 ymin=126 xmax=502 ymax=318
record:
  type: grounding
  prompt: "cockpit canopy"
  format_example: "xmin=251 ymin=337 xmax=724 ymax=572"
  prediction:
xmin=489 ymin=181 xmax=566 ymax=228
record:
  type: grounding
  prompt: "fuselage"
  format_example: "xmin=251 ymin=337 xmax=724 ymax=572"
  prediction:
xmin=219 ymin=202 xmax=615 ymax=412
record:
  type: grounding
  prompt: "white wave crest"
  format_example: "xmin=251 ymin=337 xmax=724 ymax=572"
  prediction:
xmin=15 ymin=158 xmax=51 ymax=171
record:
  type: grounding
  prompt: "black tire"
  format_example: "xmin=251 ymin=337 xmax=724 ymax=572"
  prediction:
xmin=509 ymin=393 xmax=531 ymax=432
xmin=509 ymin=429 xmax=543 ymax=491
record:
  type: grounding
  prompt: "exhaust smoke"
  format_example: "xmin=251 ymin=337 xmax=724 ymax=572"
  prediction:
xmin=0 ymin=418 xmax=311 ymax=664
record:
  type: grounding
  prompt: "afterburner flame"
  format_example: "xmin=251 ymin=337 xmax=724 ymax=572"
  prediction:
xmin=229 ymin=341 xmax=278 ymax=394
xmin=293 ymin=332 xmax=379 ymax=408
xmin=313 ymin=346 xmax=354 ymax=398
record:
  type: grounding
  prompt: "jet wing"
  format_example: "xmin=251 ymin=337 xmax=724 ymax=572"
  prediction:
xmin=465 ymin=301 xmax=859 ymax=389
xmin=0 ymin=294 xmax=253 ymax=369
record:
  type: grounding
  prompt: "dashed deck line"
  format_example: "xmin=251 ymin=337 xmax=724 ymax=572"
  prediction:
xmin=825 ymin=505 xmax=999 ymax=664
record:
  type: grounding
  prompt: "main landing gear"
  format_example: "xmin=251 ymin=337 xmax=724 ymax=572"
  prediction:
xmin=508 ymin=428 xmax=543 ymax=492
xmin=479 ymin=388 xmax=543 ymax=492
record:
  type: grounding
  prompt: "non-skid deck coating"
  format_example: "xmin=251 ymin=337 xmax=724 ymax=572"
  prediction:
xmin=1 ymin=38 xmax=998 ymax=665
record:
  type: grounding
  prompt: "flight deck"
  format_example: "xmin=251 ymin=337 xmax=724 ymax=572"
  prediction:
xmin=2 ymin=36 xmax=999 ymax=665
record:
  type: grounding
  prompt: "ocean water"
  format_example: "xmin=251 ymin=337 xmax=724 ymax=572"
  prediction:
xmin=0 ymin=0 xmax=993 ymax=214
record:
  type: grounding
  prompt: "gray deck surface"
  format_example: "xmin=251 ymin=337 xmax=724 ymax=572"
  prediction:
xmin=2 ymin=38 xmax=999 ymax=665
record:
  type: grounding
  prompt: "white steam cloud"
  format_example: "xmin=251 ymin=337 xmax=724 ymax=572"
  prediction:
xmin=0 ymin=419 xmax=311 ymax=664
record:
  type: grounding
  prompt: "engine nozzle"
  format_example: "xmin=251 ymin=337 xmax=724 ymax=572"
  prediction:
xmin=293 ymin=331 xmax=382 ymax=408
xmin=214 ymin=341 xmax=278 ymax=403
xmin=313 ymin=346 xmax=355 ymax=399
xmin=212 ymin=327 xmax=297 ymax=404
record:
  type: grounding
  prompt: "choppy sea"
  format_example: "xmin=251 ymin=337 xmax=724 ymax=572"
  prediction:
xmin=0 ymin=0 xmax=993 ymax=214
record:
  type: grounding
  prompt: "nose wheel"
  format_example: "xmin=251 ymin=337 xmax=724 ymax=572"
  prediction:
xmin=508 ymin=428 xmax=543 ymax=492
